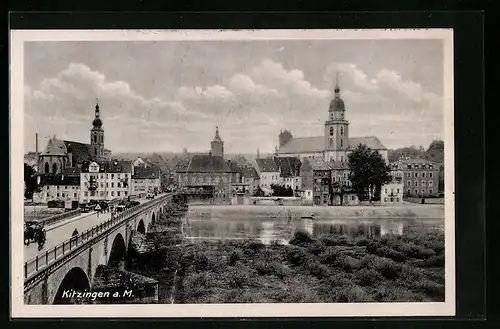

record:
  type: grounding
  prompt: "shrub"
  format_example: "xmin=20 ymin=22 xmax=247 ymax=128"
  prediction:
xmin=371 ymin=257 xmax=401 ymax=280
xmin=182 ymin=272 xmax=214 ymax=299
xmin=335 ymin=255 xmax=361 ymax=271
xmin=355 ymin=268 xmax=383 ymax=287
xmin=243 ymin=239 xmax=265 ymax=254
xmin=366 ymin=240 xmax=382 ymax=254
xmin=412 ymin=280 xmax=445 ymax=298
xmin=228 ymin=249 xmax=243 ymax=266
xmin=355 ymin=237 xmax=370 ymax=247
xmin=289 ymin=230 xmax=314 ymax=246
xmin=319 ymin=247 xmax=338 ymax=265
xmin=306 ymin=260 xmax=331 ymax=279
xmin=375 ymin=246 xmax=407 ymax=262
xmin=322 ymin=234 xmax=353 ymax=247
xmin=307 ymin=240 xmax=327 ymax=256
xmin=330 ymin=285 xmax=374 ymax=303
xmin=270 ymin=239 xmax=283 ymax=246
xmin=286 ymin=246 xmax=309 ymax=266
xmin=422 ymin=254 xmax=445 ymax=267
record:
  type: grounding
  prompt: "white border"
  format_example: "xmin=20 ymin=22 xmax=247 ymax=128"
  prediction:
xmin=10 ymin=29 xmax=455 ymax=318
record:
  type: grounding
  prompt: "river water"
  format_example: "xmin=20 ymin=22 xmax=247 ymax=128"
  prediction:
xmin=184 ymin=206 xmax=444 ymax=245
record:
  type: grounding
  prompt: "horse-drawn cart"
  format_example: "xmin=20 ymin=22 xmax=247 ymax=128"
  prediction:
xmin=24 ymin=221 xmax=47 ymax=249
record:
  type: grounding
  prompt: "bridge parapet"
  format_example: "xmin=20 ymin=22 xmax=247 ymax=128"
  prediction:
xmin=24 ymin=193 xmax=175 ymax=285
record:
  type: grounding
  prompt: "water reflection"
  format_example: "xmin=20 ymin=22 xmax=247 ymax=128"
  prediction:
xmin=186 ymin=209 xmax=443 ymax=244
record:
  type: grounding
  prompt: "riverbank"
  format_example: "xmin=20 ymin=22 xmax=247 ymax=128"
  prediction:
xmin=189 ymin=204 xmax=444 ymax=220
xmin=132 ymin=226 xmax=445 ymax=303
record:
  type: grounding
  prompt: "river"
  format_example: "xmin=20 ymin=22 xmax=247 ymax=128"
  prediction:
xmin=183 ymin=205 xmax=444 ymax=245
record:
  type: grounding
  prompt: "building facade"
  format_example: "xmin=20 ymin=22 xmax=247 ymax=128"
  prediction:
xmin=381 ymin=182 xmax=404 ymax=205
xmin=175 ymin=127 xmax=232 ymax=205
xmin=80 ymin=160 xmax=133 ymax=202
xmin=240 ymin=167 xmax=260 ymax=196
xmin=390 ymin=158 xmax=440 ymax=197
xmin=255 ymin=158 xmax=280 ymax=190
xmin=132 ymin=165 xmax=162 ymax=196
xmin=276 ymin=78 xmax=388 ymax=162
xmin=300 ymin=158 xmax=332 ymax=206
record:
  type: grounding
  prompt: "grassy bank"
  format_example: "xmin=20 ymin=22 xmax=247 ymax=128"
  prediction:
xmin=133 ymin=216 xmax=445 ymax=303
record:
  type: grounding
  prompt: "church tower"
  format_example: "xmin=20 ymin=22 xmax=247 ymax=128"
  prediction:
xmin=324 ymin=74 xmax=349 ymax=162
xmin=90 ymin=99 xmax=104 ymax=162
xmin=210 ymin=126 xmax=224 ymax=157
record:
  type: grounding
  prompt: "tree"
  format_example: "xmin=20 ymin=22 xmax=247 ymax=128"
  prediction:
xmin=424 ymin=140 xmax=444 ymax=164
xmin=24 ymin=163 xmax=38 ymax=200
xmin=253 ymin=186 xmax=265 ymax=197
xmin=348 ymin=144 xmax=392 ymax=200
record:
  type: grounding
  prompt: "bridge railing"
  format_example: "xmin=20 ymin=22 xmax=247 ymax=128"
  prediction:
xmin=24 ymin=193 xmax=173 ymax=281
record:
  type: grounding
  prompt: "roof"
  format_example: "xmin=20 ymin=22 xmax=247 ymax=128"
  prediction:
xmin=390 ymin=157 xmax=440 ymax=170
xmin=41 ymin=139 xmax=67 ymax=156
xmin=274 ymin=157 xmax=302 ymax=177
xmin=302 ymin=157 xmax=331 ymax=171
xmin=105 ymin=160 xmax=133 ymax=173
xmin=241 ymin=167 xmax=260 ymax=180
xmin=183 ymin=154 xmax=232 ymax=173
xmin=328 ymin=161 xmax=350 ymax=170
xmin=133 ymin=166 xmax=160 ymax=179
xmin=227 ymin=160 xmax=241 ymax=173
xmin=62 ymin=167 xmax=81 ymax=177
xmin=63 ymin=140 xmax=92 ymax=164
xmin=277 ymin=135 xmax=387 ymax=154
xmin=256 ymin=158 xmax=279 ymax=172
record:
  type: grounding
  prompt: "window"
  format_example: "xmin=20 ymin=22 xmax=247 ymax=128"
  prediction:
xmin=429 ymin=180 xmax=433 ymax=186
xmin=61 ymin=193 xmax=65 ymax=197
xmin=329 ymin=139 xmax=333 ymax=148
xmin=414 ymin=172 xmax=418 ymax=178
xmin=118 ymin=191 xmax=121 ymax=197
xmin=100 ymin=191 xmax=104 ymax=197
xmin=111 ymin=191 xmax=114 ymax=196
xmin=397 ymin=188 xmax=400 ymax=193
xmin=414 ymin=181 xmax=418 ymax=187
xmin=396 ymin=198 xmax=400 ymax=202
xmin=422 ymin=172 xmax=426 ymax=178
xmin=84 ymin=192 xmax=88 ymax=197
xmin=118 ymin=182 xmax=121 ymax=188
xmin=407 ymin=189 xmax=411 ymax=194
xmin=74 ymin=193 xmax=77 ymax=198
xmin=422 ymin=189 xmax=426 ymax=194
xmin=341 ymin=156 xmax=344 ymax=162
xmin=385 ymin=188 xmax=388 ymax=194
xmin=352 ymin=195 xmax=355 ymax=201
xmin=340 ymin=139 xmax=343 ymax=148
xmin=57 ymin=193 xmax=60 ymax=197
xmin=100 ymin=183 xmax=103 ymax=188
xmin=111 ymin=182 xmax=114 ymax=188
xmin=429 ymin=189 xmax=433 ymax=195
xmin=384 ymin=198 xmax=388 ymax=202
xmin=340 ymin=126 xmax=344 ymax=136
xmin=106 ymin=183 xmax=109 ymax=188
xmin=422 ymin=181 xmax=426 ymax=187
xmin=415 ymin=189 xmax=418 ymax=195
xmin=407 ymin=172 xmax=411 ymax=178
xmin=430 ymin=172 xmax=433 ymax=178
xmin=111 ymin=174 xmax=114 ymax=179
xmin=44 ymin=162 xmax=50 ymax=174
xmin=329 ymin=127 xmax=334 ymax=136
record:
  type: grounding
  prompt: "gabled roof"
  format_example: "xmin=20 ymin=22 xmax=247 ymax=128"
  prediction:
xmin=133 ymin=166 xmax=160 ymax=179
xmin=277 ymin=136 xmax=325 ymax=154
xmin=274 ymin=156 xmax=302 ymax=177
xmin=255 ymin=158 xmax=279 ymax=173
xmin=306 ymin=157 xmax=332 ymax=171
xmin=277 ymin=135 xmax=387 ymax=154
xmin=105 ymin=160 xmax=133 ymax=174
xmin=184 ymin=154 xmax=232 ymax=173
xmin=63 ymin=140 xmax=92 ymax=164
xmin=328 ymin=161 xmax=350 ymax=170
xmin=227 ymin=160 xmax=241 ymax=173
xmin=41 ymin=139 xmax=67 ymax=156
xmin=241 ymin=167 xmax=260 ymax=180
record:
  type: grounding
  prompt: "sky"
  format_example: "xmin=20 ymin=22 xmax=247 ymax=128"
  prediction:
xmin=23 ymin=39 xmax=445 ymax=154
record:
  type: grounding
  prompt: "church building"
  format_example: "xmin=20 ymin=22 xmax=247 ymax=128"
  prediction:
xmin=276 ymin=78 xmax=388 ymax=163
xmin=37 ymin=100 xmax=112 ymax=178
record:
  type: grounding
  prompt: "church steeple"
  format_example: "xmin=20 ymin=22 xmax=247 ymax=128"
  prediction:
xmin=334 ymin=72 xmax=340 ymax=95
xmin=90 ymin=98 xmax=105 ymax=161
xmin=210 ymin=126 xmax=224 ymax=157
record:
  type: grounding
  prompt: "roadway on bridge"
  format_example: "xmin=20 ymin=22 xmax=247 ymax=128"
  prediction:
xmin=24 ymin=196 xmax=155 ymax=262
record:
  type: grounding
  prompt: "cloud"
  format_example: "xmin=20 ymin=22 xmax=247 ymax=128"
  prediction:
xmin=25 ymin=59 xmax=443 ymax=154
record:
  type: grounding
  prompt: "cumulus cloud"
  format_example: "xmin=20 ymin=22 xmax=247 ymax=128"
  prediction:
xmin=24 ymin=58 xmax=443 ymax=154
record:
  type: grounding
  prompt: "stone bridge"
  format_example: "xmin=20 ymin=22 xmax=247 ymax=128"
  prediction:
xmin=24 ymin=193 xmax=181 ymax=304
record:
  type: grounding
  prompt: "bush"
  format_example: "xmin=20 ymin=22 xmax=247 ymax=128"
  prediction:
xmin=286 ymin=246 xmax=309 ymax=266
xmin=371 ymin=257 xmax=401 ymax=280
xmin=322 ymin=234 xmax=353 ymax=247
xmin=289 ymin=230 xmax=314 ymax=246
xmin=411 ymin=280 xmax=445 ymax=298
xmin=375 ymin=246 xmax=407 ymax=262
xmin=182 ymin=272 xmax=214 ymax=299
xmin=255 ymin=260 xmax=290 ymax=279
xmin=228 ymin=249 xmax=243 ymax=266
xmin=355 ymin=237 xmax=370 ymax=247
xmin=329 ymin=285 xmax=374 ymax=303
xmin=319 ymin=247 xmax=338 ymax=265
xmin=243 ymin=239 xmax=265 ymax=254
xmin=306 ymin=260 xmax=331 ymax=279
xmin=335 ymin=255 xmax=361 ymax=271
xmin=355 ymin=268 xmax=383 ymax=287
xmin=422 ymin=254 xmax=445 ymax=267
xmin=307 ymin=240 xmax=327 ymax=256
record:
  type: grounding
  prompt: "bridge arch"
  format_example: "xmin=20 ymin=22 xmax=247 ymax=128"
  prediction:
xmin=53 ymin=267 xmax=90 ymax=304
xmin=137 ymin=219 xmax=146 ymax=235
xmin=108 ymin=233 xmax=127 ymax=268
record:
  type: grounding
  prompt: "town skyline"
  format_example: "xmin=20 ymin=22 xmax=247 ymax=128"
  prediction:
xmin=24 ymin=39 xmax=444 ymax=154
